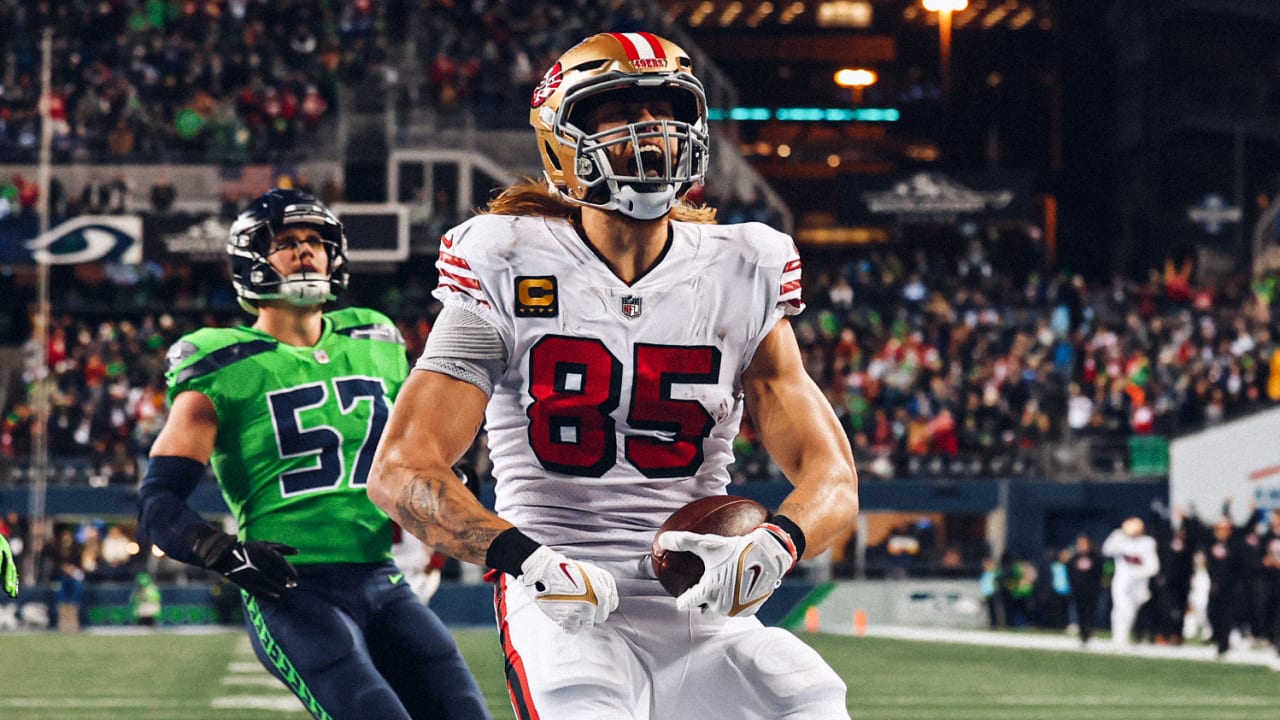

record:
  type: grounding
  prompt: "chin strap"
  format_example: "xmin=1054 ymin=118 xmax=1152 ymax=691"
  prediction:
xmin=611 ymin=183 xmax=678 ymax=220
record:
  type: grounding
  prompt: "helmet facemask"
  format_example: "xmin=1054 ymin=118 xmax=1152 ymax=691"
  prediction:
xmin=563 ymin=83 xmax=708 ymax=220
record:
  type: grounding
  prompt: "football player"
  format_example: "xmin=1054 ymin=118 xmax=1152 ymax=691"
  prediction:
xmin=369 ymin=32 xmax=859 ymax=719
xmin=137 ymin=189 xmax=490 ymax=720
xmin=1102 ymin=516 xmax=1160 ymax=646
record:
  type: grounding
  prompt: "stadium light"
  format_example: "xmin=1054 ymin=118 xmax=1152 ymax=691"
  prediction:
xmin=923 ymin=0 xmax=968 ymax=107
xmin=834 ymin=68 xmax=878 ymax=103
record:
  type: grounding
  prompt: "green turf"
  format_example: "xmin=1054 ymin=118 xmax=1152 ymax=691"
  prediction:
xmin=2 ymin=628 xmax=1277 ymax=719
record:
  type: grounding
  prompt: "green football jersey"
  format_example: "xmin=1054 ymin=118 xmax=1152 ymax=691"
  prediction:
xmin=165 ymin=307 xmax=409 ymax=565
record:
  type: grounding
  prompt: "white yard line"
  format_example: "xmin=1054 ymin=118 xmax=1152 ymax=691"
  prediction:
xmin=216 ymin=632 xmax=305 ymax=713
xmin=844 ymin=624 xmax=1279 ymax=668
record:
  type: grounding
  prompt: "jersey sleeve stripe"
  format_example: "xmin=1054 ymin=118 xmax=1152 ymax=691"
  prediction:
xmin=784 ymin=259 xmax=802 ymax=273
xmin=439 ymin=266 xmax=483 ymax=291
xmin=438 ymin=250 xmax=471 ymax=270
xmin=436 ymin=280 xmax=492 ymax=308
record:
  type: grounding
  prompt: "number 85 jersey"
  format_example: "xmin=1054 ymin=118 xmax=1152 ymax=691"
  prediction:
xmin=432 ymin=214 xmax=804 ymax=562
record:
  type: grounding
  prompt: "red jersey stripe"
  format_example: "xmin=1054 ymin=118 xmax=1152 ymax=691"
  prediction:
xmin=436 ymin=281 xmax=491 ymax=307
xmin=496 ymin=576 xmax=542 ymax=720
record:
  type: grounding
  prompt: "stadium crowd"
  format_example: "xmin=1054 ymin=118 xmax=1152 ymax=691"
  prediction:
xmin=4 ymin=236 xmax=1280 ymax=485
xmin=0 ymin=0 xmax=662 ymax=163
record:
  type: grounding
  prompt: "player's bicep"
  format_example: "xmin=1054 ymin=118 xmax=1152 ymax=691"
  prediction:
xmin=149 ymin=390 xmax=218 ymax=463
xmin=742 ymin=319 xmax=848 ymax=481
xmin=377 ymin=368 xmax=488 ymax=472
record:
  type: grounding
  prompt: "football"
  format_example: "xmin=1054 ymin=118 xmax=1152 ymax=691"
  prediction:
xmin=650 ymin=495 xmax=770 ymax=598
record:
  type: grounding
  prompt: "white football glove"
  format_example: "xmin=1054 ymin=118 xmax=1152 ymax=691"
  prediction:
xmin=520 ymin=545 xmax=619 ymax=634
xmin=657 ymin=523 xmax=798 ymax=618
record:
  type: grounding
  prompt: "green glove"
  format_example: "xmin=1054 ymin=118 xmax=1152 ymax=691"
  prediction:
xmin=1 ymin=534 xmax=17 ymax=598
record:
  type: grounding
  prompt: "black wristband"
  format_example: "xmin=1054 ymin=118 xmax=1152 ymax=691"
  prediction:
xmin=485 ymin=527 xmax=542 ymax=578
xmin=770 ymin=514 xmax=807 ymax=561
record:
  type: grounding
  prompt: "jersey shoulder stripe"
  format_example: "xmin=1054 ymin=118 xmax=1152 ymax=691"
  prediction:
xmin=695 ymin=221 xmax=804 ymax=314
xmin=168 ymin=336 xmax=277 ymax=385
xmin=434 ymin=214 xmax=549 ymax=310
xmin=435 ymin=214 xmax=527 ymax=309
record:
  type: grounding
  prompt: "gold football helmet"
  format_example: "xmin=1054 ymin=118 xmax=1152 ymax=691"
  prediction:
xmin=530 ymin=32 xmax=709 ymax=220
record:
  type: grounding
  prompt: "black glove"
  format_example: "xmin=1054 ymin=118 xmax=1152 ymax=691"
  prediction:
xmin=192 ymin=528 xmax=299 ymax=600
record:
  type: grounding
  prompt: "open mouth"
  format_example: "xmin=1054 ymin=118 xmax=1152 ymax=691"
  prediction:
xmin=628 ymin=145 xmax=667 ymax=178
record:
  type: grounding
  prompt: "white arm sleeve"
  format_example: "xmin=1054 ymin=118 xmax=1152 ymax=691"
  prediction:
xmin=415 ymin=304 xmax=508 ymax=396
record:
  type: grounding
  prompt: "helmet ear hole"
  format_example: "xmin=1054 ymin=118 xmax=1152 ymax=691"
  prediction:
xmin=543 ymin=141 xmax=562 ymax=172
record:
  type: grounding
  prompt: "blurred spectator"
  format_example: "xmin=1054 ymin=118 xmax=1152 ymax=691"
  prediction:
xmin=1261 ymin=508 xmax=1280 ymax=653
xmin=130 ymin=572 xmax=162 ymax=626
xmin=1045 ymin=547 xmax=1073 ymax=630
xmin=980 ymin=555 xmax=1002 ymax=628
xmin=47 ymin=526 xmax=84 ymax=633
xmin=1185 ymin=550 xmax=1212 ymax=642
xmin=1151 ymin=507 xmax=1195 ymax=645
xmin=149 ymin=176 xmax=177 ymax=213
xmin=1198 ymin=513 xmax=1246 ymax=657
xmin=1067 ymin=533 xmax=1104 ymax=645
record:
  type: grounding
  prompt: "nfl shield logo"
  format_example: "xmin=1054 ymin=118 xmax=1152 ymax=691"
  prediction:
xmin=621 ymin=295 xmax=642 ymax=318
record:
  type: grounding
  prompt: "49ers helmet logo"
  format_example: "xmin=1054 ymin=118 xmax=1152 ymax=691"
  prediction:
xmin=531 ymin=62 xmax=563 ymax=108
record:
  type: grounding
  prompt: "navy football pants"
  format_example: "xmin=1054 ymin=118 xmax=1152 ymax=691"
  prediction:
xmin=241 ymin=562 xmax=490 ymax=720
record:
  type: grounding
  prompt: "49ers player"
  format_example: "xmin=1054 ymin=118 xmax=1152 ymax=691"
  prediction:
xmin=369 ymin=31 xmax=859 ymax=720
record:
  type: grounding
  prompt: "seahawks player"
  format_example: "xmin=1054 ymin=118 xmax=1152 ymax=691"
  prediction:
xmin=137 ymin=189 xmax=489 ymax=720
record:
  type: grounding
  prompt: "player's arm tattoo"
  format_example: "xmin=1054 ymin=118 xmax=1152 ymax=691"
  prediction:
xmin=394 ymin=472 xmax=507 ymax=566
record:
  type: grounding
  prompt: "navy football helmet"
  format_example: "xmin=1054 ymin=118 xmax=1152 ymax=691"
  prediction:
xmin=227 ymin=189 xmax=349 ymax=314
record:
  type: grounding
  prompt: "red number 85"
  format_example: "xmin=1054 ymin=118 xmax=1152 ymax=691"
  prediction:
xmin=526 ymin=335 xmax=721 ymax=478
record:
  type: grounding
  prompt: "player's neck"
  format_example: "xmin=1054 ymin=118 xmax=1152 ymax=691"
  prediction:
xmin=254 ymin=303 xmax=325 ymax=346
xmin=580 ymin=208 xmax=670 ymax=285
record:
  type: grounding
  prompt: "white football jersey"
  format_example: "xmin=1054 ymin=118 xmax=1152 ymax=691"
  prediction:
xmin=427 ymin=214 xmax=803 ymax=564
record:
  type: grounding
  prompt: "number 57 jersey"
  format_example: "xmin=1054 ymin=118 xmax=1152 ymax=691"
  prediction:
xmin=164 ymin=307 xmax=408 ymax=564
xmin=431 ymin=214 xmax=803 ymax=563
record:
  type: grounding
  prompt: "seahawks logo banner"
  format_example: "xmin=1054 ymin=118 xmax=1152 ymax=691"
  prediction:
xmin=2 ymin=215 xmax=143 ymax=264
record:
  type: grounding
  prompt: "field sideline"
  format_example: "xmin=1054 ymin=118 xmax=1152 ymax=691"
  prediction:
xmin=3 ymin=625 xmax=1279 ymax=719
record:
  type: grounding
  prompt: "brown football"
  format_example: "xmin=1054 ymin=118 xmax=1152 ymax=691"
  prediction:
xmin=651 ymin=495 xmax=770 ymax=598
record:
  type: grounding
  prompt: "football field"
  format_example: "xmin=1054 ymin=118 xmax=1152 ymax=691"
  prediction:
xmin=2 ymin=626 xmax=1278 ymax=719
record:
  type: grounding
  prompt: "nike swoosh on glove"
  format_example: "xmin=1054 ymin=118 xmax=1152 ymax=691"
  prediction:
xmin=656 ymin=522 xmax=798 ymax=617
xmin=520 ymin=545 xmax=619 ymax=634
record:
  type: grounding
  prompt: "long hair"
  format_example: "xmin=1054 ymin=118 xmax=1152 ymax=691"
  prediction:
xmin=482 ymin=178 xmax=718 ymax=224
